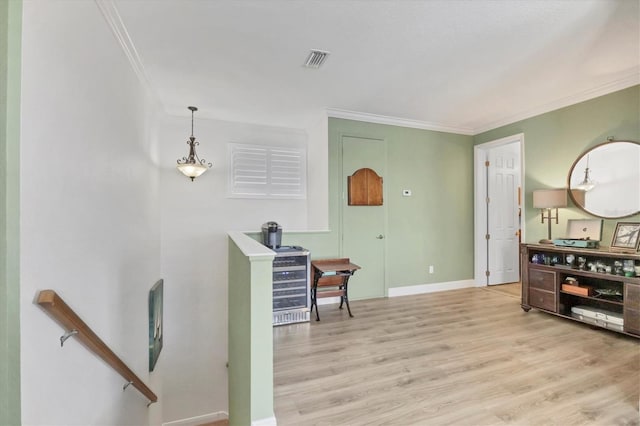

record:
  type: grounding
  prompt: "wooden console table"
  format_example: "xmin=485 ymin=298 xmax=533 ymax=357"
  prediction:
xmin=310 ymin=258 xmax=361 ymax=321
xmin=521 ymin=243 xmax=640 ymax=338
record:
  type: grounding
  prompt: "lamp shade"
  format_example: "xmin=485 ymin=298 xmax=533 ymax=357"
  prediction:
xmin=571 ymin=189 xmax=586 ymax=206
xmin=533 ymin=189 xmax=567 ymax=209
xmin=177 ymin=162 xmax=208 ymax=180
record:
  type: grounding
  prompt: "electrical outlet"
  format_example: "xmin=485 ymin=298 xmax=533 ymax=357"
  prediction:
xmin=429 ymin=265 xmax=434 ymax=274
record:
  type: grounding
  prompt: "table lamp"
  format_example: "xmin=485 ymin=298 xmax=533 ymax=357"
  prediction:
xmin=533 ymin=189 xmax=567 ymax=244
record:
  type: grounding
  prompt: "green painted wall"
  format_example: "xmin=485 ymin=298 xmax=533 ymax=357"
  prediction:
xmin=474 ymin=85 xmax=640 ymax=245
xmin=0 ymin=0 xmax=21 ymax=424
xmin=258 ymin=90 xmax=638 ymax=297
xmin=237 ymin=81 xmax=638 ymax=426
xmin=285 ymin=87 xmax=637 ymax=290
xmin=248 ymin=257 xmax=274 ymax=423
xmin=228 ymin=237 xmax=275 ymax=425
xmin=286 ymin=119 xmax=475 ymax=288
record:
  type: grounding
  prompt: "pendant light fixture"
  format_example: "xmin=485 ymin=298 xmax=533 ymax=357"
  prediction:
xmin=176 ymin=106 xmax=212 ymax=181
xmin=575 ymin=154 xmax=596 ymax=192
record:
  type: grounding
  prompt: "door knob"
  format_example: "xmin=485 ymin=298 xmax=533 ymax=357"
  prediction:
xmin=376 ymin=234 xmax=384 ymax=239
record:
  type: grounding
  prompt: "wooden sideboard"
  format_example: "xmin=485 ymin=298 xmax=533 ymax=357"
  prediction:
xmin=521 ymin=243 xmax=640 ymax=338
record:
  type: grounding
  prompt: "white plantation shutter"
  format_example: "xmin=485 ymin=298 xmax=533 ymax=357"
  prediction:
xmin=230 ymin=145 xmax=268 ymax=195
xmin=229 ymin=143 xmax=306 ymax=199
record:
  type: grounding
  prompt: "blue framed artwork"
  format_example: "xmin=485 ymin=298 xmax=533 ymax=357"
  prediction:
xmin=149 ymin=279 xmax=163 ymax=371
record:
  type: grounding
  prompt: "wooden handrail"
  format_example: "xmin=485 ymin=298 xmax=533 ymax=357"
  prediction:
xmin=36 ymin=289 xmax=157 ymax=403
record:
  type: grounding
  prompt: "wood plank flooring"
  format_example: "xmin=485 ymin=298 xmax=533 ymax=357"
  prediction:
xmin=273 ymin=287 xmax=639 ymax=425
xmin=485 ymin=282 xmax=521 ymax=299
xmin=197 ymin=420 xmax=228 ymax=426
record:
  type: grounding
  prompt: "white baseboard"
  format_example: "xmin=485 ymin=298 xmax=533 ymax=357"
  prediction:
xmin=162 ymin=411 xmax=228 ymax=426
xmin=252 ymin=414 xmax=277 ymax=426
xmin=388 ymin=279 xmax=477 ymax=297
xmin=319 ymin=280 xmax=478 ymax=301
xmin=162 ymin=411 xmax=276 ymax=426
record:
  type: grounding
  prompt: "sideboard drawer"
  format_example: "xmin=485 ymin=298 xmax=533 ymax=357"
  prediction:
xmin=529 ymin=288 xmax=557 ymax=312
xmin=624 ymin=308 xmax=640 ymax=335
xmin=528 ymin=268 xmax=556 ymax=292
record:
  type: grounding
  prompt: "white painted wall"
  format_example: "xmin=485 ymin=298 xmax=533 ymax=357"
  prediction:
xmin=158 ymin=116 xmax=311 ymax=422
xmin=18 ymin=2 xmax=331 ymax=424
xmin=20 ymin=2 xmax=162 ymax=425
xmin=306 ymin=113 xmax=329 ymax=230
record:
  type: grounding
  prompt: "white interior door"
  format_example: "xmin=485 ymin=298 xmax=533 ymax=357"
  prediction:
xmin=487 ymin=142 xmax=521 ymax=284
xmin=475 ymin=135 xmax=523 ymax=286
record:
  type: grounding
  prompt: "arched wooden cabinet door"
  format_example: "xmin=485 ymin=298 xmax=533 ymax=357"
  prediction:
xmin=347 ymin=167 xmax=383 ymax=206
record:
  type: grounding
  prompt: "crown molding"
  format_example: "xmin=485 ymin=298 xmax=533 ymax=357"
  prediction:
xmin=326 ymin=108 xmax=476 ymax=135
xmin=87 ymin=4 xmax=640 ymax=138
xmin=473 ymin=72 xmax=640 ymax=135
xmin=328 ymin=74 xmax=639 ymax=137
xmin=94 ymin=0 xmax=164 ymax=110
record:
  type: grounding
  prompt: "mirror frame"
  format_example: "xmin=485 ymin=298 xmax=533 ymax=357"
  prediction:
xmin=567 ymin=139 xmax=640 ymax=219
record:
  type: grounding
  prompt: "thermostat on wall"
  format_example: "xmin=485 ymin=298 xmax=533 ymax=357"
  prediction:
xmin=402 ymin=189 xmax=412 ymax=196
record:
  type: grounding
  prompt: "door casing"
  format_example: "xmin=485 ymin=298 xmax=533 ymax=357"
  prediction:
xmin=474 ymin=134 xmax=525 ymax=286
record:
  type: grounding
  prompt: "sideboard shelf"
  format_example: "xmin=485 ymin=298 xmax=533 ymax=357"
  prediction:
xmin=521 ymin=243 xmax=640 ymax=338
xmin=558 ymin=290 xmax=624 ymax=306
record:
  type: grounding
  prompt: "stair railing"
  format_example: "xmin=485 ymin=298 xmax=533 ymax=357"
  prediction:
xmin=36 ymin=289 xmax=157 ymax=405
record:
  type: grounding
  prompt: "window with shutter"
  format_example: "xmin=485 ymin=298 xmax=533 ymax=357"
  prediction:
xmin=228 ymin=143 xmax=307 ymax=199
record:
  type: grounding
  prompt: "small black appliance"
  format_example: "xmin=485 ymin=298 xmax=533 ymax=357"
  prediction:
xmin=261 ymin=221 xmax=282 ymax=249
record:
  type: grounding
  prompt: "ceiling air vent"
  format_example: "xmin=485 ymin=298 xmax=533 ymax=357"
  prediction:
xmin=303 ymin=50 xmax=330 ymax=69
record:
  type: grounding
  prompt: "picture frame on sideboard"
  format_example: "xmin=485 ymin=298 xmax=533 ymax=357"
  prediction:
xmin=610 ymin=222 xmax=640 ymax=253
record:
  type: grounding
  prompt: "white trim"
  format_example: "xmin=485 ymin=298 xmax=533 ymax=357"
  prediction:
xmin=388 ymin=279 xmax=478 ymax=297
xmin=252 ymin=415 xmax=278 ymax=426
xmin=327 ymin=108 xmax=475 ymax=135
xmin=474 ymin=144 xmax=486 ymax=288
xmin=162 ymin=411 xmax=228 ymax=426
xmin=474 ymin=73 xmax=639 ymax=134
xmin=93 ymin=2 xmax=638 ymax=137
xmin=94 ymin=0 xmax=162 ymax=108
xmin=281 ymin=229 xmax=332 ymax=234
xmin=329 ymin=75 xmax=639 ymax=136
xmin=228 ymin=231 xmax=276 ymax=261
xmin=240 ymin=229 xmax=332 ymax=235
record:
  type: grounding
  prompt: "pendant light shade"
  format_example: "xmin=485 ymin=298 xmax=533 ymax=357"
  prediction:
xmin=176 ymin=106 xmax=212 ymax=181
xmin=574 ymin=154 xmax=596 ymax=192
xmin=176 ymin=161 xmax=208 ymax=180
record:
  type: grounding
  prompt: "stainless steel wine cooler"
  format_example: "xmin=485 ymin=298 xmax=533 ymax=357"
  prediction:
xmin=272 ymin=246 xmax=310 ymax=325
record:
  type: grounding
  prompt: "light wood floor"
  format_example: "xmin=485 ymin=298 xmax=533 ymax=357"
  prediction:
xmin=197 ymin=420 xmax=228 ymax=426
xmin=486 ymin=282 xmax=521 ymax=299
xmin=273 ymin=286 xmax=639 ymax=425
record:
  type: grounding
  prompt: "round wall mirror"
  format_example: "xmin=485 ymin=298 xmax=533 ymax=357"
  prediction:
xmin=567 ymin=140 xmax=640 ymax=219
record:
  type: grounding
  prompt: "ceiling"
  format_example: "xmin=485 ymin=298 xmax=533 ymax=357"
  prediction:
xmin=112 ymin=0 xmax=640 ymax=135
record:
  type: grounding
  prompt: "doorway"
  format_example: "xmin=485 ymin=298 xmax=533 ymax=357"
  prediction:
xmin=341 ymin=135 xmax=386 ymax=299
xmin=474 ymin=134 xmax=524 ymax=286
